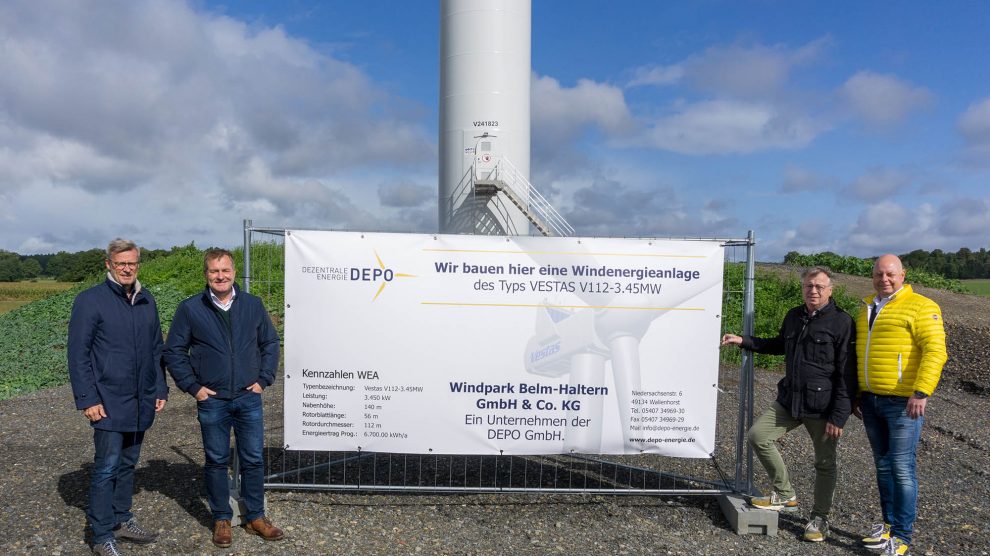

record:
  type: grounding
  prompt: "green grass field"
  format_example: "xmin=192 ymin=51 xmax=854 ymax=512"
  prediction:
xmin=963 ymin=279 xmax=990 ymax=297
xmin=0 ymin=281 xmax=78 ymax=314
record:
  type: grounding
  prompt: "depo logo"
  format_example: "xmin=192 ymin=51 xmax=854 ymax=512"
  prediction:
xmin=350 ymin=250 xmax=415 ymax=301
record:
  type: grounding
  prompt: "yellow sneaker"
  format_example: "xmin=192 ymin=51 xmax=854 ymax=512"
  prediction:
xmin=748 ymin=491 xmax=798 ymax=511
xmin=803 ymin=516 xmax=829 ymax=542
xmin=882 ymin=537 xmax=910 ymax=556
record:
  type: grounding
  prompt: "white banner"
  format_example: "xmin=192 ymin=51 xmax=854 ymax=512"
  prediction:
xmin=284 ymin=231 xmax=724 ymax=457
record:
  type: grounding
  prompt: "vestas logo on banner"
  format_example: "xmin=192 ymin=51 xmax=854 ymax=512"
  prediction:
xmin=529 ymin=341 xmax=561 ymax=363
xmin=351 ymin=250 xmax=415 ymax=301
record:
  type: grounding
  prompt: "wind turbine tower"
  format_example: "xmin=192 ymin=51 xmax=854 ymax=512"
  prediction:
xmin=438 ymin=0 xmax=571 ymax=237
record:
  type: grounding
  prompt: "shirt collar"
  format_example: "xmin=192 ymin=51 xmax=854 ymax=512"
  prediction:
xmin=805 ymin=298 xmax=831 ymax=317
xmin=209 ymin=286 xmax=236 ymax=311
xmin=872 ymin=285 xmax=905 ymax=307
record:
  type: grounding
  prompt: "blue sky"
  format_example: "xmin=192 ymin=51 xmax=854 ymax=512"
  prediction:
xmin=1 ymin=1 xmax=988 ymax=260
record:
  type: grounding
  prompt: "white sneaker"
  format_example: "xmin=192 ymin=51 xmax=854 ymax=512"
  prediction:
xmin=862 ymin=522 xmax=891 ymax=549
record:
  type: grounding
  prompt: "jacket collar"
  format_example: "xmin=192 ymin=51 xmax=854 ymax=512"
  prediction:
xmin=805 ymin=297 xmax=836 ymax=318
xmin=104 ymin=276 xmax=144 ymax=304
xmin=862 ymin=283 xmax=914 ymax=306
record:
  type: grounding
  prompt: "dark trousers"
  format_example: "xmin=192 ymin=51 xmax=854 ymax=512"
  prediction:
xmin=197 ymin=393 xmax=265 ymax=522
xmin=89 ymin=429 xmax=145 ymax=543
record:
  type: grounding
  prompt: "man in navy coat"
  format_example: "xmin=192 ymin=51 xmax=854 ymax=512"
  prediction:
xmin=163 ymin=248 xmax=284 ymax=549
xmin=68 ymin=239 xmax=167 ymax=556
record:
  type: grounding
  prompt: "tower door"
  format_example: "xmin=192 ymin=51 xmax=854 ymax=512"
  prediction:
xmin=474 ymin=136 xmax=499 ymax=180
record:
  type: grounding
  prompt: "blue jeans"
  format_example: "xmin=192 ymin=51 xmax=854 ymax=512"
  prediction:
xmin=861 ymin=393 xmax=923 ymax=544
xmin=89 ymin=429 xmax=145 ymax=544
xmin=197 ymin=393 xmax=265 ymax=522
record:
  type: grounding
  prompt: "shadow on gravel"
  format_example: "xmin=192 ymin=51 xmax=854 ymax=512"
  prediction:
xmin=138 ymin=459 xmax=213 ymax=527
xmin=778 ymin=513 xmax=878 ymax=554
xmin=55 ymin=464 xmax=92 ymax=544
xmin=57 ymin=449 xmax=214 ymax=534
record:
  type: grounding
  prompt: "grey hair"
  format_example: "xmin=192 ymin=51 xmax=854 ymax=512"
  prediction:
xmin=106 ymin=238 xmax=139 ymax=260
xmin=801 ymin=265 xmax=833 ymax=285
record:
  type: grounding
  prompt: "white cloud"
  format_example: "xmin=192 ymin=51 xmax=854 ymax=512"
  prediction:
xmin=780 ymin=165 xmax=837 ymax=193
xmin=535 ymin=39 xmax=837 ymax=170
xmin=628 ymin=37 xmax=831 ymax=99
xmin=682 ymin=38 xmax=830 ymax=99
xmin=563 ymin=176 xmax=736 ymax=238
xmin=378 ymin=182 xmax=434 ymax=208
xmin=774 ymin=219 xmax=836 ymax=255
xmin=17 ymin=236 xmax=57 ymax=254
xmin=843 ymin=199 xmax=990 ymax=255
xmin=938 ymin=198 xmax=990 ymax=236
xmin=838 ymin=71 xmax=934 ymax=129
xmin=621 ymin=39 xmax=837 ymax=155
xmin=957 ymin=97 xmax=990 ymax=165
xmin=218 ymin=156 xmax=379 ymax=229
xmin=530 ymin=74 xmax=636 ymax=182
xmin=640 ymin=99 xmax=824 ymax=154
xmin=0 ymin=0 xmax=434 ymax=251
xmin=384 ymin=207 xmax=437 ymax=233
xmin=230 ymin=199 xmax=279 ymax=216
xmin=843 ymin=167 xmax=911 ymax=202
xmin=846 ymin=201 xmax=923 ymax=252
xmin=532 ymin=75 xmax=635 ymax=145
xmin=627 ymin=65 xmax=684 ymax=88
xmin=958 ymin=98 xmax=990 ymax=143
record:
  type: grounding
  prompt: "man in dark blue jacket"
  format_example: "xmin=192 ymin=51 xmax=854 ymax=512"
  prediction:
xmin=721 ymin=266 xmax=856 ymax=543
xmin=163 ymin=248 xmax=284 ymax=549
xmin=68 ymin=239 xmax=167 ymax=556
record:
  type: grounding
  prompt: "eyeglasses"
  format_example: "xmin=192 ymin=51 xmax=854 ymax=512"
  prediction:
xmin=803 ymin=283 xmax=831 ymax=292
xmin=110 ymin=261 xmax=139 ymax=270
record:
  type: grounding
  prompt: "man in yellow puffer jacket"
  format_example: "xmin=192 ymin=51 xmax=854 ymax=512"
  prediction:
xmin=854 ymin=254 xmax=947 ymax=556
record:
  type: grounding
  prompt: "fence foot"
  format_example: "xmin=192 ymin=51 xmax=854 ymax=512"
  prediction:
xmin=717 ymin=494 xmax=777 ymax=536
xmin=229 ymin=494 xmax=247 ymax=526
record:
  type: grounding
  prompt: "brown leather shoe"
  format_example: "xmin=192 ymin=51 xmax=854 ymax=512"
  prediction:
xmin=212 ymin=519 xmax=232 ymax=548
xmin=244 ymin=516 xmax=285 ymax=541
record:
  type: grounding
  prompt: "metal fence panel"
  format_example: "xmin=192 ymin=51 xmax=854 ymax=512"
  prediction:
xmin=244 ymin=222 xmax=756 ymax=496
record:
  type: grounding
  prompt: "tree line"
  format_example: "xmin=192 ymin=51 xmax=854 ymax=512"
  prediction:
xmin=5 ymin=244 xmax=988 ymax=283
xmin=784 ymin=248 xmax=990 ymax=280
xmin=899 ymin=247 xmax=990 ymax=279
xmin=0 ymin=247 xmax=179 ymax=282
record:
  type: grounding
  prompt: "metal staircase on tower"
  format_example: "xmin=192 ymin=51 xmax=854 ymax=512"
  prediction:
xmin=446 ymin=157 xmax=574 ymax=237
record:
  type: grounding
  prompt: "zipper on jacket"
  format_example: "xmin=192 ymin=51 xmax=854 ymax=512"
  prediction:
xmin=790 ymin=314 xmax=812 ymax=417
xmin=129 ymin=291 xmax=141 ymax=431
xmin=897 ymin=353 xmax=903 ymax=383
xmin=222 ymin=313 xmax=235 ymax=396
xmin=863 ymin=310 xmax=872 ymax=392
xmin=226 ymin=302 xmax=235 ymax=396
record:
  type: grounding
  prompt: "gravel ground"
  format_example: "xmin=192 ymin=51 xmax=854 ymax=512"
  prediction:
xmin=2 ymin=279 xmax=988 ymax=556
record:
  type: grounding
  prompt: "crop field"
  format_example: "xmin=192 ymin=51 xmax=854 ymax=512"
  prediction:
xmin=963 ymin=279 xmax=990 ymax=297
xmin=0 ymin=281 xmax=78 ymax=314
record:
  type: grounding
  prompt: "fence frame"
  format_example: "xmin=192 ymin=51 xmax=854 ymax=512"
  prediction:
xmin=243 ymin=220 xmax=757 ymax=498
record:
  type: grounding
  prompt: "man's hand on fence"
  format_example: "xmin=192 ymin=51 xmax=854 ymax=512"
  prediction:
xmin=721 ymin=334 xmax=743 ymax=347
